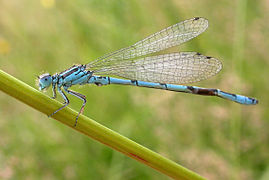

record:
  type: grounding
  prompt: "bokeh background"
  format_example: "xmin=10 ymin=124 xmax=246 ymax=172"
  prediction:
xmin=0 ymin=0 xmax=268 ymax=179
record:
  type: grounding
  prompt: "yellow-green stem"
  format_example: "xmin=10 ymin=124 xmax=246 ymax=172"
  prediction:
xmin=0 ymin=69 xmax=205 ymax=180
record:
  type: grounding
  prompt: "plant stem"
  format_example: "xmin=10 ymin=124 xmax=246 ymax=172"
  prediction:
xmin=0 ymin=69 xmax=205 ymax=180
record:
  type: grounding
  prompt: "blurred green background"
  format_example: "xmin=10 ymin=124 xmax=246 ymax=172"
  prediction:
xmin=0 ymin=0 xmax=268 ymax=179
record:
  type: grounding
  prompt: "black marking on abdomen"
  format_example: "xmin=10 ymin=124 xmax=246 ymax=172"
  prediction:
xmin=131 ymin=80 xmax=138 ymax=86
xmin=160 ymin=83 xmax=168 ymax=90
xmin=251 ymin=98 xmax=258 ymax=104
xmin=187 ymin=86 xmax=194 ymax=91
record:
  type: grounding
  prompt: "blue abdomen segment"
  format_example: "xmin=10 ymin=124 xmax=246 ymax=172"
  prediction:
xmin=217 ymin=90 xmax=258 ymax=105
xmin=88 ymin=76 xmax=258 ymax=105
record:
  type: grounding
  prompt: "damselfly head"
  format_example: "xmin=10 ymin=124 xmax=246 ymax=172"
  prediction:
xmin=38 ymin=73 xmax=52 ymax=90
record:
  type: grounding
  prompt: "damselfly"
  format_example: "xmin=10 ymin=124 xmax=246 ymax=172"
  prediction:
xmin=38 ymin=17 xmax=258 ymax=127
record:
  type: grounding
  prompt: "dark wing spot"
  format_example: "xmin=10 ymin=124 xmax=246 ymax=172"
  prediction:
xmin=194 ymin=17 xmax=200 ymax=20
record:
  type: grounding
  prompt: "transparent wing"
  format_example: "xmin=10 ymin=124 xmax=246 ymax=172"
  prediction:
xmin=87 ymin=17 xmax=208 ymax=70
xmin=92 ymin=52 xmax=222 ymax=84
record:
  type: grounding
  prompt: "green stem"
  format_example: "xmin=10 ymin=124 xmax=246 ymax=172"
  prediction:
xmin=0 ymin=69 xmax=205 ymax=180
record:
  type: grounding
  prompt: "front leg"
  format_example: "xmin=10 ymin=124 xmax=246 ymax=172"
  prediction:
xmin=48 ymin=87 xmax=69 ymax=118
xmin=51 ymin=82 xmax=57 ymax=99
